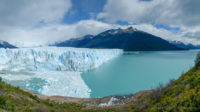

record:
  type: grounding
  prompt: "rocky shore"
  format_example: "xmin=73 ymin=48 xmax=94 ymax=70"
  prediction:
xmin=24 ymin=89 xmax=153 ymax=108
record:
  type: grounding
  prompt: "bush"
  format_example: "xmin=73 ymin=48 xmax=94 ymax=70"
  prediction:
xmin=0 ymin=96 xmax=7 ymax=107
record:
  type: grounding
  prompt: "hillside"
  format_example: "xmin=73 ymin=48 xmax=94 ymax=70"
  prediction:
xmin=55 ymin=27 xmax=185 ymax=51
xmin=54 ymin=35 xmax=94 ymax=47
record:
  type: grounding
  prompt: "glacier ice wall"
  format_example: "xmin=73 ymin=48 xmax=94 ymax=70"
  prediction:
xmin=0 ymin=47 xmax=123 ymax=72
xmin=0 ymin=47 xmax=123 ymax=98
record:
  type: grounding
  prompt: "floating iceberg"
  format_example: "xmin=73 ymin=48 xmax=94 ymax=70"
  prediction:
xmin=0 ymin=47 xmax=123 ymax=98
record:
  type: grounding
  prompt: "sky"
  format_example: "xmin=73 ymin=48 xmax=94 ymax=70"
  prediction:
xmin=1 ymin=0 xmax=200 ymax=47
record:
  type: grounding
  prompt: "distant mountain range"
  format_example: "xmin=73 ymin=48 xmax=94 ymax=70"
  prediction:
xmin=0 ymin=40 xmax=17 ymax=48
xmin=54 ymin=27 xmax=186 ymax=51
xmin=170 ymin=41 xmax=200 ymax=49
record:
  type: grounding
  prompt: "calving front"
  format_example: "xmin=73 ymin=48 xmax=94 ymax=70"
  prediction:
xmin=0 ymin=47 xmax=123 ymax=72
xmin=0 ymin=47 xmax=123 ymax=98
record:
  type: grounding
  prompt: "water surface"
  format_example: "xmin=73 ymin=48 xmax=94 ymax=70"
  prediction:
xmin=82 ymin=50 xmax=198 ymax=98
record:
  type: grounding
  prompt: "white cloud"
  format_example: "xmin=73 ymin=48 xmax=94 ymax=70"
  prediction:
xmin=0 ymin=0 xmax=200 ymax=47
xmin=0 ymin=0 xmax=71 ymax=27
xmin=98 ymin=0 xmax=200 ymax=27
xmin=130 ymin=24 xmax=200 ymax=45
xmin=1 ymin=20 xmax=116 ymax=47
xmin=11 ymin=20 xmax=200 ymax=47
xmin=97 ymin=0 xmax=200 ymax=44
xmin=0 ymin=0 xmax=116 ymax=47
xmin=0 ymin=0 xmax=72 ymax=47
xmin=2 ymin=19 xmax=200 ymax=47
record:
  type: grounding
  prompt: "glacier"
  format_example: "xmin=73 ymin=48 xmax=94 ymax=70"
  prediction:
xmin=0 ymin=47 xmax=123 ymax=98
xmin=0 ymin=47 xmax=123 ymax=72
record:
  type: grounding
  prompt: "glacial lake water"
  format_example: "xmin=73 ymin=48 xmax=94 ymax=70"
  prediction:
xmin=82 ymin=50 xmax=199 ymax=98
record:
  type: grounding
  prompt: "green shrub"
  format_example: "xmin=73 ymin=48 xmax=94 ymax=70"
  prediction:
xmin=0 ymin=96 xmax=6 ymax=107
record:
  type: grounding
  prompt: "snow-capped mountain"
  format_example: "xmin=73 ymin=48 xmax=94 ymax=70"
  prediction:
xmin=0 ymin=40 xmax=17 ymax=48
xmin=98 ymin=27 xmax=139 ymax=37
xmin=54 ymin=27 xmax=185 ymax=51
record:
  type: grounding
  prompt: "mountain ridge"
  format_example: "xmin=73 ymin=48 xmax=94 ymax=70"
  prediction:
xmin=0 ymin=40 xmax=17 ymax=48
xmin=54 ymin=27 xmax=186 ymax=51
xmin=170 ymin=40 xmax=200 ymax=49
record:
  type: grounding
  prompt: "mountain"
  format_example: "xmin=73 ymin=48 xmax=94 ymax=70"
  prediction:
xmin=0 ymin=40 xmax=17 ymax=48
xmin=170 ymin=40 xmax=200 ymax=49
xmin=54 ymin=27 xmax=186 ymax=51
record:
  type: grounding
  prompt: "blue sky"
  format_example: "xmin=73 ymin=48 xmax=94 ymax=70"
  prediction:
xmin=62 ymin=0 xmax=177 ymax=32
xmin=0 ymin=0 xmax=200 ymax=47
xmin=62 ymin=0 xmax=107 ymax=24
xmin=64 ymin=0 xmax=185 ymax=38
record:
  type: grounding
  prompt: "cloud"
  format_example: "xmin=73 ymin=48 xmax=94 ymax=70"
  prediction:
xmin=98 ymin=0 xmax=200 ymax=27
xmin=130 ymin=24 xmax=200 ymax=45
xmin=0 ymin=0 xmax=72 ymax=47
xmin=0 ymin=0 xmax=71 ymax=27
xmin=97 ymin=0 xmax=200 ymax=44
xmin=1 ymin=20 xmax=116 ymax=47
xmin=0 ymin=0 xmax=200 ymax=47
xmin=2 ymin=19 xmax=200 ymax=47
xmin=0 ymin=0 xmax=114 ymax=47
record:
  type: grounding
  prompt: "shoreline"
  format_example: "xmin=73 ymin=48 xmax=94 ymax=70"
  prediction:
xmin=23 ymin=89 xmax=153 ymax=108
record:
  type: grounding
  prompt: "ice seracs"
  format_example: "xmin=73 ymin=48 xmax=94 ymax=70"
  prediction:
xmin=0 ymin=47 xmax=123 ymax=72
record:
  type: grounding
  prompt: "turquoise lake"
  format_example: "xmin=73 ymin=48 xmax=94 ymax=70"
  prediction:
xmin=82 ymin=50 xmax=199 ymax=98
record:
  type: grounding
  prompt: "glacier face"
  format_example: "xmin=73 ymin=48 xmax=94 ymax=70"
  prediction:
xmin=0 ymin=47 xmax=123 ymax=98
xmin=0 ymin=47 xmax=123 ymax=72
